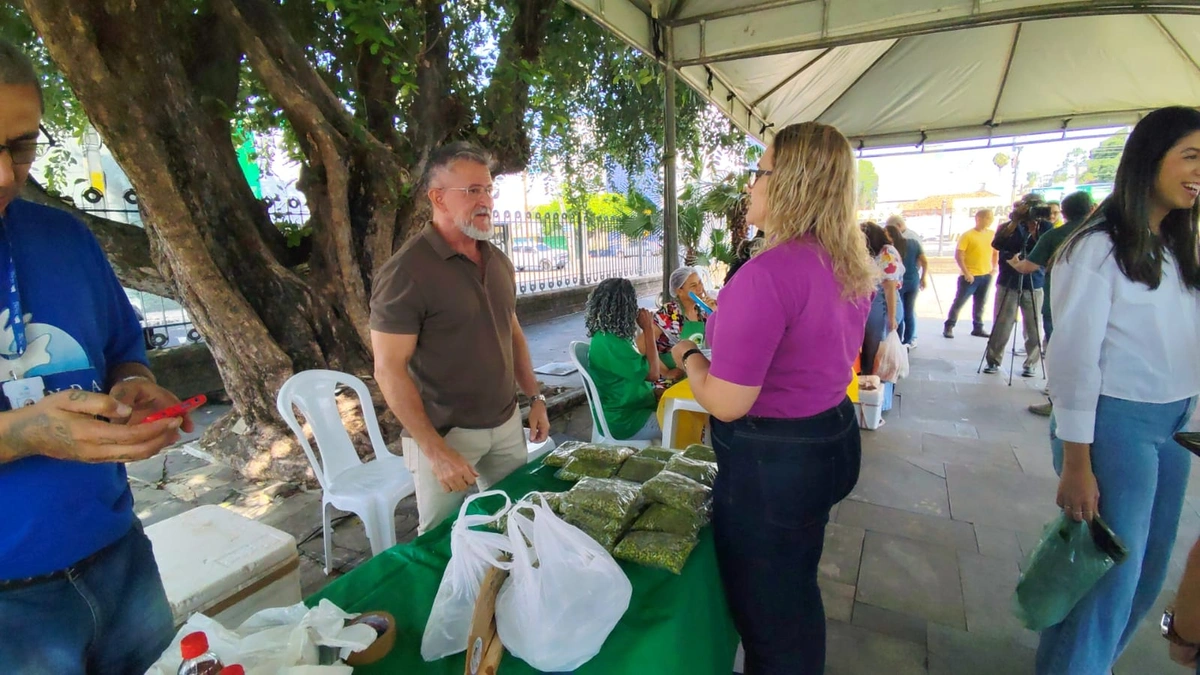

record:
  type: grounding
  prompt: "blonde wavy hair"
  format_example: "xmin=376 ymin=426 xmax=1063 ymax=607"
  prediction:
xmin=757 ymin=122 xmax=878 ymax=299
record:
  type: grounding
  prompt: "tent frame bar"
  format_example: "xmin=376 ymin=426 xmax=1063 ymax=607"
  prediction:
xmin=672 ymin=3 xmax=1200 ymax=67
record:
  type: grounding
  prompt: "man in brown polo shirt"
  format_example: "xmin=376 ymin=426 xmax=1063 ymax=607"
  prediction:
xmin=370 ymin=142 xmax=550 ymax=533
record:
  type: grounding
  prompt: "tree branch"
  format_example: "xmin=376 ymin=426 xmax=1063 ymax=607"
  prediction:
xmin=407 ymin=1 xmax=465 ymax=177
xmin=478 ymin=0 xmax=559 ymax=174
xmin=19 ymin=180 xmax=175 ymax=299
xmin=354 ymin=38 xmax=403 ymax=153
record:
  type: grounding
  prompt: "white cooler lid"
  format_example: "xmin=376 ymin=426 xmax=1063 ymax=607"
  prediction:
xmin=145 ymin=505 xmax=299 ymax=623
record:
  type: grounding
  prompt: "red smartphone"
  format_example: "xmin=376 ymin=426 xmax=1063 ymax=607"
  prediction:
xmin=141 ymin=394 xmax=206 ymax=424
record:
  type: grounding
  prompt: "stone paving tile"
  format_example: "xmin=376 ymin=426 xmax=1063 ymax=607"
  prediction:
xmin=927 ymin=623 xmax=1035 ymax=675
xmin=860 ymin=424 xmax=925 ymax=457
xmin=958 ymin=550 xmax=1038 ymax=650
xmin=851 ymin=602 xmax=928 ymax=646
xmin=826 ymin=620 xmax=928 ymax=675
xmin=837 ymin=499 xmax=977 ymax=553
xmin=904 ymin=455 xmax=947 ymax=478
xmin=162 ymin=463 xmax=239 ymax=502
xmin=820 ymin=578 xmax=856 ymax=623
xmin=856 ymin=531 xmax=966 ymax=630
xmin=819 ymin=522 xmax=865 ymax=586
xmin=945 ymin=462 xmax=1058 ymax=533
xmin=132 ymin=484 xmax=193 ymax=526
xmin=973 ymin=524 xmax=1024 ymax=563
xmin=849 ymin=448 xmax=951 ymax=518
xmin=920 ymin=433 xmax=1020 ymax=472
xmin=884 ymin=411 xmax=979 ymax=440
xmin=127 ymin=448 xmax=209 ymax=485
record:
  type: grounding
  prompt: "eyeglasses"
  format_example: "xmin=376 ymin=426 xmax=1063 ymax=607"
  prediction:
xmin=440 ymin=185 xmax=499 ymax=199
xmin=745 ymin=168 xmax=773 ymax=187
xmin=0 ymin=125 xmax=57 ymax=167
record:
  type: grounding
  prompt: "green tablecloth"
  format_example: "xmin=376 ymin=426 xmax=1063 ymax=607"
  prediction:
xmin=307 ymin=461 xmax=739 ymax=674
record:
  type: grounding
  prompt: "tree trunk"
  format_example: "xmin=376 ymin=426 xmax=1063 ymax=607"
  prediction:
xmin=23 ymin=0 xmax=561 ymax=482
xmin=24 ymin=0 xmax=374 ymax=481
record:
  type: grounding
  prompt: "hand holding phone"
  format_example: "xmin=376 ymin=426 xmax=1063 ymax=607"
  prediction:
xmin=689 ymin=291 xmax=714 ymax=316
xmin=141 ymin=394 xmax=206 ymax=424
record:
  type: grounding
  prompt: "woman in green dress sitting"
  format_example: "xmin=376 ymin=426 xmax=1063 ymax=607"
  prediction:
xmin=584 ymin=278 xmax=664 ymax=441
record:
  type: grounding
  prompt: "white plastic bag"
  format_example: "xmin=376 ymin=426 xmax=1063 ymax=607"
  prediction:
xmin=874 ymin=330 xmax=909 ymax=382
xmin=495 ymin=494 xmax=632 ymax=671
xmin=421 ymin=490 xmax=513 ymax=662
xmin=144 ymin=600 xmax=374 ymax=675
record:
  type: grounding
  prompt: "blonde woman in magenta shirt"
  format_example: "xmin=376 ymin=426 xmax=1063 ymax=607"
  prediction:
xmin=671 ymin=122 xmax=876 ymax=675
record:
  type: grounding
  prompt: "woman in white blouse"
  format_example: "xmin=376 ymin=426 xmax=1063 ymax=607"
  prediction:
xmin=1038 ymin=106 xmax=1200 ymax=674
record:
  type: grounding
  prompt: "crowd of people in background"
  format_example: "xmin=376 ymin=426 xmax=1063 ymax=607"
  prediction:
xmin=572 ymin=106 xmax=1200 ymax=675
xmin=4 ymin=27 xmax=1200 ymax=675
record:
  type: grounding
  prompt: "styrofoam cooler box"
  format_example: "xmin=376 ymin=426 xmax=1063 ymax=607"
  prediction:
xmin=856 ymin=384 xmax=885 ymax=430
xmin=146 ymin=505 xmax=302 ymax=628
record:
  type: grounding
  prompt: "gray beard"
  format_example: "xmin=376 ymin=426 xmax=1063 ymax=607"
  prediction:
xmin=456 ymin=214 xmax=492 ymax=241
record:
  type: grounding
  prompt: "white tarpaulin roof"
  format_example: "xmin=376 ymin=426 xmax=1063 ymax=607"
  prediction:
xmin=565 ymin=0 xmax=1200 ymax=149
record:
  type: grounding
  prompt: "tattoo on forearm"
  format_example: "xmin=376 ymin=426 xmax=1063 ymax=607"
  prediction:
xmin=68 ymin=390 xmax=88 ymax=402
xmin=2 ymin=413 xmax=73 ymax=460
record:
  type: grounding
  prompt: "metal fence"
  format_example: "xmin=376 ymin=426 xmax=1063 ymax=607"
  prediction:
xmin=74 ymin=193 xmax=664 ymax=350
xmin=489 ymin=210 xmax=663 ymax=296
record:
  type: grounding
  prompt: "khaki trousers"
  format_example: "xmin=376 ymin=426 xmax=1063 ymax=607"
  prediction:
xmin=402 ymin=409 xmax=527 ymax=534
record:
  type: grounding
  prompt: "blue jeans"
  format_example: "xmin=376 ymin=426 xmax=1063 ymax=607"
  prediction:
xmin=0 ymin=521 xmax=174 ymax=674
xmin=945 ymin=273 xmax=993 ymax=331
xmin=898 ymin=286 xmax=919 ymax=344
xmin=861 ymin=289 xmax=904 ymax=379
xmin=1037 ymin=395 xmax=1197 ymax=674
xmin=711 ymin=399 xmax=861 ymax=675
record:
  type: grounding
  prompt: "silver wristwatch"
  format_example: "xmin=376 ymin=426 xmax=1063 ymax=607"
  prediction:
xmin=531 ymin=394 xmax=547 ymax=404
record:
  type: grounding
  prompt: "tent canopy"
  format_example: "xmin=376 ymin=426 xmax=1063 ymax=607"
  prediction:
xmin=566 ymin=0 xmax=1200 ymax=149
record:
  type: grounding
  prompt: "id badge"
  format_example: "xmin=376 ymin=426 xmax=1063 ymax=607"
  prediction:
xmin=3 ymin=376 xmax=45 ymax=409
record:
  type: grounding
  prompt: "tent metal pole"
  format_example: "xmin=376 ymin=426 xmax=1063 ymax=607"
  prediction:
xmin=663 ymin=23 xmax=680 ymax=297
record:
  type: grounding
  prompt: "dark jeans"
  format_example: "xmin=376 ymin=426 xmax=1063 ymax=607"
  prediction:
xmin=711 ymin=399 xmax=862 ymax=675
xmin=0 ymin=522 xmax=174 ymax=674
xmin=945 ymin=273 xmax=993 ymax=330
xmin=898 ymin=286 xmax=919 ymax=344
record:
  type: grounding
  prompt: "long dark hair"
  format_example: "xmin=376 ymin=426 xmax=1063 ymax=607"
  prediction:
xmin=884 ymin=223 xmax=908 ymax=258
xmin=861 ymin=221 xmax=891 ymax=257
xmin=585 ymin=277 xmax=639 ymax=339
xmin=1058 ymin=107 xmax=1200 ymax=290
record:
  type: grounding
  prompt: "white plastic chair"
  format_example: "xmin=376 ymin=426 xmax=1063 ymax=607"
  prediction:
xmin=276 ymin=370 xmax=416 ymax=574
xmin=569 ymin=341 xmax=655 ymax=448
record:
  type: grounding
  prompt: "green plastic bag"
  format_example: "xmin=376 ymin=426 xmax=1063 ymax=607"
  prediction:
xmin=1013 ymin=514 xmax=1128 ymax=631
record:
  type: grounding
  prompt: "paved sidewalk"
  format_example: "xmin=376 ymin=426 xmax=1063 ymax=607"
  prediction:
xmin=130 ymin=275 xmax=1199 ymax=674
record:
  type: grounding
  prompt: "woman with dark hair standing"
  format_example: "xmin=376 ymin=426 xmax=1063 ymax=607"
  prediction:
xmin=860 ymin=221 xmax=904 ymax=379
xmin=886 ymin=215 xmax=927 ymax=348
xmin=583 ymin=278 xmax=663 ymax=441
xmin=670 ymin=122 xmax=876 ymax=674
xmin=1038 ymin=106 xmax=1200 ymax=674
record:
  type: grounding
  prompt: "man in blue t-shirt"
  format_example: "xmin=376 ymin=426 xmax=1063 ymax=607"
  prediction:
xmin=0 ymin=41 xmax=193 ymax=672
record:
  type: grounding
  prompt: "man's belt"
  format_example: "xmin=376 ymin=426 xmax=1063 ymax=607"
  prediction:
xmin=0 ymin=535 xmax=118 ymax=591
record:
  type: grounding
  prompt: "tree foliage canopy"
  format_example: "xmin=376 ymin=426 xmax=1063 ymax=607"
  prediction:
xmin=1079 ymin=132 xmax=1127 ymax=184
xmin=1 ymin=1 xmax=741 ymax=212
xmin=0 ymin=0 xmax=744 ymax=481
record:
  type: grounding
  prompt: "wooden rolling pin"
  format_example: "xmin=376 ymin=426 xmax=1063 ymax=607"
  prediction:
xmin=465 ymin=565 xmax=509 ymax=675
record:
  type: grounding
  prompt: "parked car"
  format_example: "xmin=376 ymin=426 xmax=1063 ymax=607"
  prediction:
xmin=512 ymin=242 xmax=568 ymax=271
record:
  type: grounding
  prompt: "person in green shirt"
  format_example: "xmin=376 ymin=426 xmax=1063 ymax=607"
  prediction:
xmin=1006 ymin=190 xmax=1095 ymax=416
xmin=584 ymin=278 xmax=664 ymax=440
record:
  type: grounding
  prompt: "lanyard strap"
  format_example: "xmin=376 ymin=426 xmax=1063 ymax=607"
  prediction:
xmin=0 ymin=215 xmax=25 ymax=357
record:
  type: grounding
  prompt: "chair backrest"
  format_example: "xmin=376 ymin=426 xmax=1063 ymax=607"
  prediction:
xmin=275 ymin=370 xmax=391 ymax=490
xmin=569 ymin=341 xmax=617 ymax=441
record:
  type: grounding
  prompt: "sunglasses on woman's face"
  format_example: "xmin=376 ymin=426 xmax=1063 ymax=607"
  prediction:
xmin=745 ymin=168 xmax=773 ymax=187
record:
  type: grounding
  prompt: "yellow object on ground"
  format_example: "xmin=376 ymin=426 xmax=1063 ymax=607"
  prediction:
xmin=657 ymin=380 xmax=708 ymax=448
xmin=655 ymin=358 xmax=860 ymax=447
